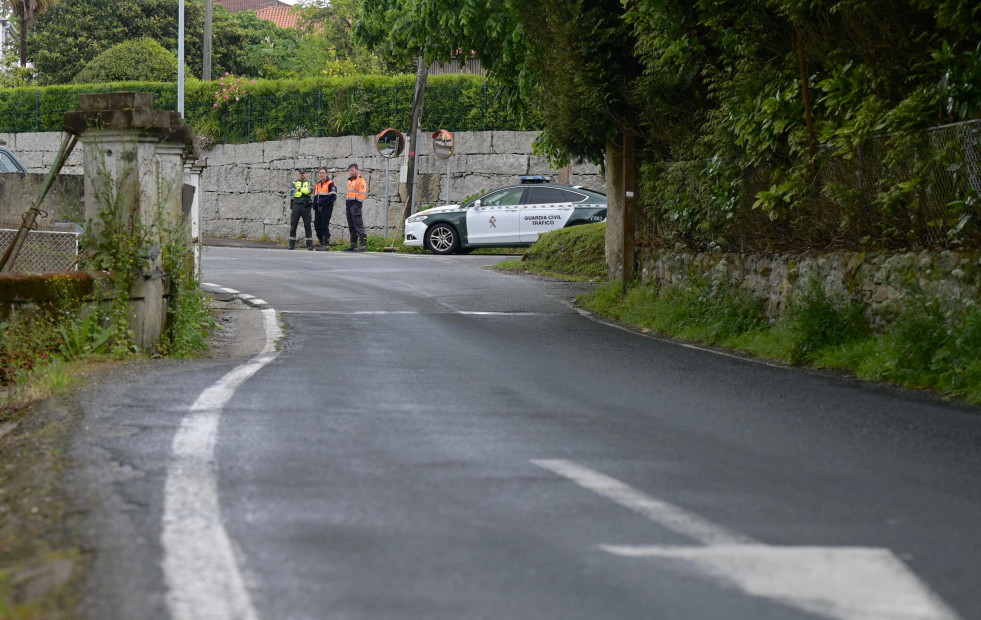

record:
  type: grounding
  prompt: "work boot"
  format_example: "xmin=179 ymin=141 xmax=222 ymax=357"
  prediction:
xmin=288 ymin=240 xmax=296 ymax=250
xmin=343 ymin=244 xmax=356 ymax=251
xmin=307 ymin=240 xmax=314 ymax=251
xmin=352 ymin=245 xmax=366 ymax=253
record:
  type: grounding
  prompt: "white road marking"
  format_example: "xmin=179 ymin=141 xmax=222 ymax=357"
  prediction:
xmin=277 ymin=310 xmax=557 ymax=316
xmin=534 ymin=459 xmax=960 ymax=620
xmin=601 ymin=545 xmax=960 ymax=620
xmin=558 ymin=299 xmax=787 ymax=370
xmin=162 ymin=304 xmax=282 ymax=620
xmin=531 ymin=459 xmax=754 ymax=546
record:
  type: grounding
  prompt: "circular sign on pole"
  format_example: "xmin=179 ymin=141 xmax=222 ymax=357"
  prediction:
xmin=432 ymin=129 xmax=454 ymax=160
xmin=376 ymin=128 xmax=406 ymax=159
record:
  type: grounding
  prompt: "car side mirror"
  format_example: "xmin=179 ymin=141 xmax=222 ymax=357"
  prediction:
xmin=472 ymin=199 xmax=482 ymax=208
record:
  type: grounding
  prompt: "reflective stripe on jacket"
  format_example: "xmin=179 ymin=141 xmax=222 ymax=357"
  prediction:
xmin=346 ymin=176 xmax=367 ymax=202
xmin=293 ymin=180 xmax=312 ymax=199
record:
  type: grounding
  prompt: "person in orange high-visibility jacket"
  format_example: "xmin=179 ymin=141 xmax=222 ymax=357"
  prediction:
xmin=313 ymin=167 xmax=337 ymax=250
xmin=343 ymin=163 xmax=368 ymax=252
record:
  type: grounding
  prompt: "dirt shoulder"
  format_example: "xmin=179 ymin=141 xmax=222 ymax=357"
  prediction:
xmin=0 ymin=294 xmax=264 ymax=619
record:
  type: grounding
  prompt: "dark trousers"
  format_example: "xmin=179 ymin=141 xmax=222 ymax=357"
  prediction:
xmin=290 ymin=202 xmax=312 ymax=244
xmin=314 ymin=203 xmax=333 ymax=244
xmin=346 ymin=199 xmax=365 ymax=246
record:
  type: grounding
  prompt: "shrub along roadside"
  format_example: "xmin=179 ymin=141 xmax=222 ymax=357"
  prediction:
xmin=580 ymin=280 xmax=981 ymax=405
xmin=496 ymin=223 xmax=607 ymax=281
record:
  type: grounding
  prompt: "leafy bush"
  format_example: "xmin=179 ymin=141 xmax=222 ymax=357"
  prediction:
xmin=784 ymin=279 xmax=869 ymax=364
xmin=519 ymin=222 xmax=607 ymax=281
xmin=73 ymin=38 xmax=189 ymax=85
xmin=0 ymin=74 xmax=539 ymax=140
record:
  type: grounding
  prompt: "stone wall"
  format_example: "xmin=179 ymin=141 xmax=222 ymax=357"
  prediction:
xmin=196 ymin=131 xmax=604 ymax=242
xmin=0 ymin=132 xmax=84 ymax=175
xmin=2 ymin=130 xmax=605 ymax=242
xmin=0 ymin=173 xmax=84 ymax=226
xmin=639 ymin=248 xmax=981 ymax=322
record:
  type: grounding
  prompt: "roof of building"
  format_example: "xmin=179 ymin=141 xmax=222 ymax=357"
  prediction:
xmin=255 ymin=5 xmax=300 ymax=29
xmin=214 ymin=0 xmax=288 ymax=14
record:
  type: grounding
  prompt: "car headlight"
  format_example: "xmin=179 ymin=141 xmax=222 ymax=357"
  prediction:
xmin=406 ymin=214 xmax=429 ymax=224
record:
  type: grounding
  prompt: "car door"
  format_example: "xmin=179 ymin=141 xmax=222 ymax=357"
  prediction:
xmin=519 ymin=186 xmax=578 ymax=242
xmin=466 ymin=187 xmax=524 ymax=244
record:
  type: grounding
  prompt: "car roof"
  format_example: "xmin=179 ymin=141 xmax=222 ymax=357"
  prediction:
xmin=495 ymin=183 xmax=607 ymax=197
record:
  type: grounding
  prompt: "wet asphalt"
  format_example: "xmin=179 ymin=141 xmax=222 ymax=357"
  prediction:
xmin=75 ymin=247 xmax=981 ymax=619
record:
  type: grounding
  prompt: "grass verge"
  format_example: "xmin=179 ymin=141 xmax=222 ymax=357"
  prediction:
xmin=495 ymin=223 xmax=607 ymax=281
xmin=580 ymin=278 xmax=981 ymax=405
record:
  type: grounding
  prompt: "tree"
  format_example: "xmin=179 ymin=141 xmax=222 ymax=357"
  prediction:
xmin=356 ymin=0 xmax=641 ymax=277
xmin=27 ymin=0 xmax=299 ymax=84
xmin=73 ymin=37 xmax=189 ymax=84
xmin=10 ymin=0 xmax=56 ymax=66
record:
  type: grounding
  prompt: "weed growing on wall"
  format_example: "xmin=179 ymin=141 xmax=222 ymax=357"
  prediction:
xmin=160 ymin=221 xmax=217 ymax=358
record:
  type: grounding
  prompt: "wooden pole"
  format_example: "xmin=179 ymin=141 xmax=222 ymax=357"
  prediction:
xmin=404 ymin=55 xmax=428 ymax=219
xmin=622 ymin=131 xmax=637 ymax=292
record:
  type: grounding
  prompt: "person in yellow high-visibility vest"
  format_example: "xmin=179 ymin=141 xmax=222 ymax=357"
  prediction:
xmin=288 ymin=169 xmax=314 ymax=250
xmin=343 ymin=163 xmax=368 ymax=252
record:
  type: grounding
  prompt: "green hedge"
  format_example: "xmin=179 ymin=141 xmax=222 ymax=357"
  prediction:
xmin=0 ymin=74 xmax=541 ymax=141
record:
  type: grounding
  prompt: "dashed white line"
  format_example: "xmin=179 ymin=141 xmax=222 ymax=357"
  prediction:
xmin=162 ymin=296 xmax=282 ymax=620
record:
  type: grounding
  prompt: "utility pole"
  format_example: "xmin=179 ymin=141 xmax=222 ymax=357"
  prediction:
xmin=203 ymin=0 xmax=213 ymax=81
xmin=178 ymin=0 xmax=185 ymax=117
xmin=403 ymin=54 xmax=428 ymax=219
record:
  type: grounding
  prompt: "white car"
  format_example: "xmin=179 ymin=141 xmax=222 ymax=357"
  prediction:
xmin=404 ymin=177 xmax=607 ymax=254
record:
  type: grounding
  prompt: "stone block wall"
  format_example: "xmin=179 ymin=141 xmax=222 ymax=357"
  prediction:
xmin=639 ymin=248 xmax=981 ymax=323
xmin=0 ymin=173 xmax=84 ymax=226
xmin=0 ymin=132 xmax=84 ymax=175
xmin=197 ymin=130 xmax=604 ymax=242
xmin=4 ymin=130 xmax=605 ymax=243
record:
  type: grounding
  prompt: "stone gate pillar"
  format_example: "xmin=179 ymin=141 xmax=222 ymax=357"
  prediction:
xmin=64 ymin=92 xmax=198 ymax=351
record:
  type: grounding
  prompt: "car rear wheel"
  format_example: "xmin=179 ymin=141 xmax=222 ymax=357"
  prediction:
xmin=426 ymin=223 xmax=459 ymax=255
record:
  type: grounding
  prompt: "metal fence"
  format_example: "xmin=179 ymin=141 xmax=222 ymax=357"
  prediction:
xmin=646 ymin=120 xmax=981 ymax=252
xmin=817 ymin=119 xmax=981 ymax=248
xmin=0 ymin=228 xmax=80 ymax=272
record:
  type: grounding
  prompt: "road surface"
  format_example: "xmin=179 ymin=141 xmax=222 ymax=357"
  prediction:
xmin=75 ymin=247 xmax=981 ymax=620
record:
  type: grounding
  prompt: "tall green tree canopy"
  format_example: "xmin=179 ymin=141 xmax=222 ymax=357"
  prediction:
xmin=28 ymin=0 xmax=298 ymax=84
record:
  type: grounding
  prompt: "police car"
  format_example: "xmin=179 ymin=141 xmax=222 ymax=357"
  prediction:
xmin=404 ymin=176 xmax=607 ymax=254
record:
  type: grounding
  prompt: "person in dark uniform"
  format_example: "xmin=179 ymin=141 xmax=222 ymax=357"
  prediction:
xmin=344 ymin=163 xmax=368 ymax=252
xmin=288 ymin=169 xmax=314 ymax=250
xmin=313 ymin=167 xmax=337 ymax=251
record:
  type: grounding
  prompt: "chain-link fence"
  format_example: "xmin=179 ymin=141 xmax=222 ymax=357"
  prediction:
xmin=0 ymin=228 xmax=80 ymax=272
xmin=817 ymin=119 xmax=981 ymax=248
xmin=645 ymin=120 xmax=981 ymax=252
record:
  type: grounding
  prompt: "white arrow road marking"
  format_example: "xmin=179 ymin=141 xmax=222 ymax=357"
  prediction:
xmin=162 ymin=306 xmax=282 ymax=620
xmin=531 ymin=458 xmax=755 ymax=546
xmin=532 ymin=459 xmax=960 ymax=620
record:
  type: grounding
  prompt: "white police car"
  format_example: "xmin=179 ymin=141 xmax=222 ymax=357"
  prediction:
xmin=404 ymin=176 xmax=607 ymax=254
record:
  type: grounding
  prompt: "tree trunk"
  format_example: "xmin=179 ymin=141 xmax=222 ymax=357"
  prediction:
xmin=604 ymin=137 xmax=625 ymax=281
xmin=17 ymin=7 xmax=27 ymax=67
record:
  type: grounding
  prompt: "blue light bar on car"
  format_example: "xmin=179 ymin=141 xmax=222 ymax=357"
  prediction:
xmin=519 ymin=175 xmax=550 ymax=184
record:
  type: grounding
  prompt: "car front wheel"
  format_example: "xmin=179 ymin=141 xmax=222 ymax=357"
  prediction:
xmin=426 ymin=223 xmax=459 ymax=255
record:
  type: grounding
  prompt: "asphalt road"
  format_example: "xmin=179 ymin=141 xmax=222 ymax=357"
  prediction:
xmin=76 ymin=247 xmax=981 ymax=620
